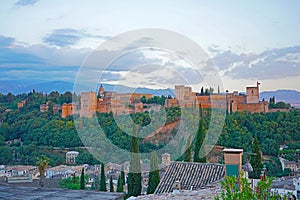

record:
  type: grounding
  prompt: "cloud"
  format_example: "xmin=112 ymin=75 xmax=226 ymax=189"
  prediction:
xmin=213 ymin=46 xmax=300 ymax=80
xmin=43 ymin=28 xmax=111 ymax=47
xmin=100 ymin=71 xmax=123 ymax=81
xmin=0 ymin=34 xmax=91 ymax=69
xmin=1 ymin=32 xmax=299 ymax=89
xmin=16 ymin=0 xmax=39 ymax=6
xmin=0 ymin=35 xmax=44 ymax=65
xmin=0 ymin=35 xmax=15 ymax=48
xmin=43 ymin=29 xmax=81 ymax=47
xmin=212 ymin=50 xmax=257 ymax=70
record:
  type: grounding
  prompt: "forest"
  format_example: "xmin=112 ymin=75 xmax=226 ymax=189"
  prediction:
xmin=0 ymin=91 xmax=299 ymax=177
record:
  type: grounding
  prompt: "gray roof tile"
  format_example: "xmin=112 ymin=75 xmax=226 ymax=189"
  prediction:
xmin=154 ymin=162 xmax=225 ymax=194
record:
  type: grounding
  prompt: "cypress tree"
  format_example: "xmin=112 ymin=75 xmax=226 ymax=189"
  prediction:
xmin=109 ymin=176 xmax=114 ymax=192
xmin=80 ymin=168 xmax=85 ymax=189
xmin=194 ymin=118 xmax=206 ymax=163
xmin=116 ymin=175 xmax=123 ymax=192
xmin=99 ymin=163 xmax=107 ymax=191
xmin=72 ymin=172 xmax=76 ymax=184
xmin=183 ymin=135 xmax=192 ymax=162
xmin=127 ymin=126 xmax=142 ymax=197
xmin=250 ymin=137 xmax=263 ymax=178
xmin=147 ymin=151 xmax=160 ymax=194
xmin=120 ymin=166 xmax=125 ymax=186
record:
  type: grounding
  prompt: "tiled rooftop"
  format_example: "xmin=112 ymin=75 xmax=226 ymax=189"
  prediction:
xmin=154 ymin=162 xmax=225 ymax=194
xmin=0 ymin=185 xmax=124 ymax=200
xmin=137 ymin=182 xmax=222 ymax=200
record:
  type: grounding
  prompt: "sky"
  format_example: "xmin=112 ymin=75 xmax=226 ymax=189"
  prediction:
xmin=0 ymin=0 xmax=300 ymax=92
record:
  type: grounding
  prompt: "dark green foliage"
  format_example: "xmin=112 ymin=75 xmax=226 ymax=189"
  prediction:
xmin=194 ymin=118 xmax=206 ymax=163
xmin=217 ymin=110 xmax=300 ymax=158
xmin=215 ymin=174 xmax=282 ymax=200
xmin=249 ymin=137 xmax=263 ymax=179
xmin=0 ymin=135 xmax=12 ymax=164
xmin=269 ymin=101 xmax=291 ymax=109
xmin=147 ymin=151 xmax=160 ymax=194
xmin=110 ymin=176 xmax=114 ymax=192
xmin=91 ymin=175 xmax=99 ymax=190
xmin=183 ymin=135 xmax=192 ymax=162
xmin=80 ymin=168 xmax=85 ymax=189
xmin=120 ymin=166 xmax=125 ymax=186
xmin=198 ymin=87 xmax=214 ymax=95
xmin=127 ymin=127 xmax=142 ymax=197
xmin=140 ymin=95 xmax=166 ymax=105
xmin=282 ymin=168 xmax=292 ymax=176
xmin=59 ymin=175 xmax=80 ymax=190
xmin=99 ymin=163 xmax=106 ymax=191
xmin=200 ymin=87 xmax=204 ymax=95
xmin=59 ymin=173 xmax=88 ymax=190
xmin=116 ymin=175 xmax=123 ymax=192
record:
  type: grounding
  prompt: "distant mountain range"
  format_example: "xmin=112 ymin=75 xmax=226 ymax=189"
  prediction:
xmin=0 ymin=80 xmax=299 ymax=107
xmin=0 ymin=80 xmax=175 ymax=97
xmin=260 ymin=90 xmax=300 ymax=108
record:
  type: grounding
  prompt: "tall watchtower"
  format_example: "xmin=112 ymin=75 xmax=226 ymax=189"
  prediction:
xmin=80 ymin=92 xmax=97 ymax=118
xmin=246 ymin=82 xmax=260 ymax=104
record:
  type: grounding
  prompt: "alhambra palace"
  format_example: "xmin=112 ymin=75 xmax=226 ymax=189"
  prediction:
xmin=58 ymin=82 xmax=271 ymax=118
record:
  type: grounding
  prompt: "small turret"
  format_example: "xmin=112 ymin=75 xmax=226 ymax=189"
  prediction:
xmin=98 ymin=84 xmax=105 ymax=97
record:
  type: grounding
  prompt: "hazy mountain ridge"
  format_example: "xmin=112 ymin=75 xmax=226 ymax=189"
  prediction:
xmin=0 ymin=80 xmax=175 ymax=97
xmin=260 ymin=90 xmax=300 ymax=108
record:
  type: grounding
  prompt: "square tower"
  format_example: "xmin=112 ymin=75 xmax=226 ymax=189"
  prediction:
xmin=80 ymin=92 xmax=97 ymax=118
xmin=246 ymin=82 xmax=260 ymax=104
xmin=175 ymin=85 xmax=185 ymax=101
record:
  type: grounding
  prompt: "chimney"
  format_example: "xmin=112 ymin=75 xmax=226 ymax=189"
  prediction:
xmin=161 ymin=153 xmax=171 ymax=166
xmin=223 ymin=149 xmax=243 ymax=177
xmin=172 ymin=180 xmax=181 ymax=194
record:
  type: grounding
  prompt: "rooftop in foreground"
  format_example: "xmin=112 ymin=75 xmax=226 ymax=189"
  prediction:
xmin=0 ymin=185 xmax=124 ymax=200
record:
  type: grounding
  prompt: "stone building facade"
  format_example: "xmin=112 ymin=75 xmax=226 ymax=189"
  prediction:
xmin=165 ymin=82 xmax=270 ymax=114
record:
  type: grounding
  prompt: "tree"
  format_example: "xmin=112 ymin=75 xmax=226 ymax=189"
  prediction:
xmin=147 ymin=151 xmax=160 ymax=194
xmin=59 ymin=174 xmax=80 ymax=190
xmin=205 ymin=88 xmax=210 ymax=95
xmin=36 ymin=155 xmax=49 ymax=187
xmin=99 ymin=163 xmax=106 ymax=191
xmin=250 ymin=137 xmax=263 ymax=179
xmin=0 ymin=146 xmax=12 ymax=164
xmin=127 ymin=126 xmax=142 ymax=197
xmin=110 ymin=176 xmax=114 ymax=192
xmin=209 ymin=87 xmax=214 ymax=94
xmin=140 ymin=96 xmax=147 ymax=104
xmin=200 ymin=87 xmax=204 ymax=95
xmin=215 ymin=174 xmax=282 ymax=200
xmin=120 ymin=166 xmax=125 ymax=186
xmin=80 ymin=168 xmax=85 ymax=189
xmin=183 ymin=135 xmax=192 ymax=162
xmin=91 ymin=175 xmax=99 ymax=190
xmin=116 ymin=175 xmax=123 ymax=192
xmin=194 ymin=118 xmax=206 ymax=163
